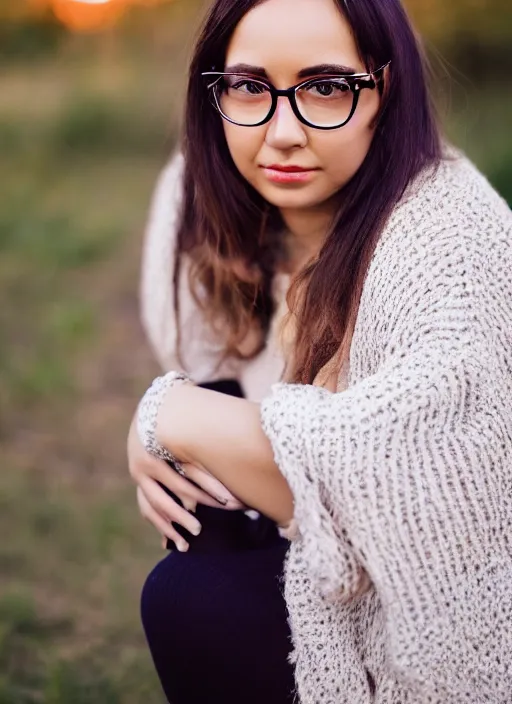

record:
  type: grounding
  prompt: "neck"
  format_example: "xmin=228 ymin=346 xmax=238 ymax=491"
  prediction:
xmin=280 ymin=204 xmax=335 ymax=274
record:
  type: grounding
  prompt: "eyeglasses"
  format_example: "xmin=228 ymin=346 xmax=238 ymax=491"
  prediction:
xmin=201 ymin=62 xmax=390 ymax=130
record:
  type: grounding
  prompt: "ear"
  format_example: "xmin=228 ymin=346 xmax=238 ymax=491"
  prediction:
xmin=370 ymin=64 xmax=391 ymax=130
xmin=377 ymin=62 xmax=391 ymax=97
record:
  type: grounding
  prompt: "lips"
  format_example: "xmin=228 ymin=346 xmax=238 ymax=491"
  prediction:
xmin=260 ymin=164 xmax=319 ymax=185
xmin=264 ymin=164 xmax=317 ymax=172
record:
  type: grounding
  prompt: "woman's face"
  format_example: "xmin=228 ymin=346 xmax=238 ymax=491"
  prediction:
xmin=222 ymin=0 xmax=382 ymax=217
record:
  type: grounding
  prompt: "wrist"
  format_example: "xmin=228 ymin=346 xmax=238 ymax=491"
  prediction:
xmin=137 ymin=371 xmax=193 ymax=466
xmin=156 ymin=382 xmax=194 ymax=462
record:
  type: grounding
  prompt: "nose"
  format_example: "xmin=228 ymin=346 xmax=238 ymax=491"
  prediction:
xmin=264 ymin=96 xmax=308 ymax=150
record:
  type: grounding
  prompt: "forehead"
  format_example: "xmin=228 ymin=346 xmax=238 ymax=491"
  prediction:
xmin=225 ymin=0 xmax=363 ymax=80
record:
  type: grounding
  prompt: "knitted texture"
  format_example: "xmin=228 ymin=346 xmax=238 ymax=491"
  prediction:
xmin=260 ymin=153 xmax=512 ymax=703
xmin=136 ymin=371 xmax=191 ymax=468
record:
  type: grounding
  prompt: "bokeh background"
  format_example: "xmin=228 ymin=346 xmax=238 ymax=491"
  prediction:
xmin=0 ymin=1 xmax=510 ymax=702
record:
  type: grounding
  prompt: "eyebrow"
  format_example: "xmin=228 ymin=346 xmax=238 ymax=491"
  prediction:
xmin=224 ymin=63 xmax=268 ymax=77
xmin=223 ymin=62 xmax=359 ymax=80
xmin=297 ymin=63 xmax=358 ymax=78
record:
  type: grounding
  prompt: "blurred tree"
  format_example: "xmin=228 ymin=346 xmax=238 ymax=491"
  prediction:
xmin=407 ymin=0 xmax=512 ymax=42
xmin=405 ymin=0 xmax=512 ymax=73
xmin=0 ymin=6 xmax=63 ymax=59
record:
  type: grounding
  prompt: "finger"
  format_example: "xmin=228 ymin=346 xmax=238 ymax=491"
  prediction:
xmin=181 ymin=463 xmax=245 ymax=509
xmin=139 ymin=477 xmax=202 ymax=537
xmin=137 ymin=488 xmax=190 ymax=552
xmin=130 ymin=451 xmax=219 ymax=509
xmin=149 ymin=458 xmax=237 ymax=509
xmin=128 ymin=437 xmax=240 ymax=509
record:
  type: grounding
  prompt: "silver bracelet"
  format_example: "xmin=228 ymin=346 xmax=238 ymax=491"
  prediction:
xmin=136 ymin=371 xmax=192 ymax=474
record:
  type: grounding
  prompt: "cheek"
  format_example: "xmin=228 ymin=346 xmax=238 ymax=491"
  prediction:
xmin=317 ymin=98 xmax=379 ymax=186
xmin=223 ymin=123 xmax=264 ymax=177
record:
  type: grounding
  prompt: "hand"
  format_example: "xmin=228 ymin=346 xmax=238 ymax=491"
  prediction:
xmin=128 ymin=416 xmax=244 ymax=551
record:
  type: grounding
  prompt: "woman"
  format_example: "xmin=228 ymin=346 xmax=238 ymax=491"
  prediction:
xmin=129 ymin=0 xmax=512 ymax=702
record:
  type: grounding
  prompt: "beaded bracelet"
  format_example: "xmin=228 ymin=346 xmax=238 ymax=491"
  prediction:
xmin=136 ymin=371 xmax=192 ymax=473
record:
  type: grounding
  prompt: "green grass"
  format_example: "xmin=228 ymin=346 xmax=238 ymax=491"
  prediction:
xmin=0 ymin=585 xmax=162 ymax=704
xmin=0 ymin=469 xmax=166 ymax=703
xmin=0 ymin=42 xmax=179 ymax=703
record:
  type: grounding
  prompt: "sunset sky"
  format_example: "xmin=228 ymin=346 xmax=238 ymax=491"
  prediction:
xmin=32 ymin=0 xmax=168 ymax=32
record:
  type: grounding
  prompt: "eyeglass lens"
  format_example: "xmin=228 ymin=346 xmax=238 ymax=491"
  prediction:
xmin=216 ymin=75 xmax=355 ymax=128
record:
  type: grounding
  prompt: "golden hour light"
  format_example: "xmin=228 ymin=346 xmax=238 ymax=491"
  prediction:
xmin=50 ymin=0 xmax=127 ymax=32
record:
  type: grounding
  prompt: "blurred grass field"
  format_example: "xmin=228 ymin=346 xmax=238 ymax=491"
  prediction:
xmin=0 ymin=2 xmax=511 ymax=702
xmin=0 ymin=7 xmax=199 ymax=702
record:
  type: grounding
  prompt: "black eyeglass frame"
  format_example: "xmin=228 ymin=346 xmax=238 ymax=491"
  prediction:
xmin=201 ymin=61 xmax=390 ymax=130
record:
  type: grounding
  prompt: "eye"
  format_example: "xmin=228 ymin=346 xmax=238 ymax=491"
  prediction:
xmin=306 ymin=79 xmax=350 ymax=98
xmin=228 ymin=78 xmax=267 ymax=95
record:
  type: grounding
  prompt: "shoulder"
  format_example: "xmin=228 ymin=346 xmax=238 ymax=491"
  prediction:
xmin=371 ymin=149 xmax=511 ymax=287
xmin=353 ymin=150 xmax=511 ymax=369
xmin=384 ymin=148 xmax=510 ymax=252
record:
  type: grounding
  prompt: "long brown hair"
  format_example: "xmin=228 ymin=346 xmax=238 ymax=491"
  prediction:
xmin=175 ymin=0 xmax=442 ymax=383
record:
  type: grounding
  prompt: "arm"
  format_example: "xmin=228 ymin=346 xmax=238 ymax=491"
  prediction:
xmin=140 ymin=152 xmax=240 ymax=381
xmin=156 ymin=385 xmax=294 ymax=526
xmin=258 ymin=229 xmax=512 ymax=700
xmin=140 ymin=152 xmax=185 ymax=372
xmin=134 ymin=154 xmax=244 ymax=550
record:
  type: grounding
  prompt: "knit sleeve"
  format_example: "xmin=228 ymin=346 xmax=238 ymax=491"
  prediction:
xmin=140 ymin=154 xmax=240 ymax=381
xmin=260 ymin=225 xmax=512 ymax=698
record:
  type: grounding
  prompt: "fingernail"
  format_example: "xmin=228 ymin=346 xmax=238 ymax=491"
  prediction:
xmin=191 ymin=522 xmax=202 ymax=537
xmin=216 ymin=496 xmax=228 ymax=506
xmin=177 ymin=540 xmax=189 ymax=553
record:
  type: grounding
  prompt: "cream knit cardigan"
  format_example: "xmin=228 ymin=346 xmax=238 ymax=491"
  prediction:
xmin=141 ymin=151 xmax=512 ymax=703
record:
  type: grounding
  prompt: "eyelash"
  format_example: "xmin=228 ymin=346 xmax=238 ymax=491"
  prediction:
xmin=225 ymin=78 xmax=355 ymax=93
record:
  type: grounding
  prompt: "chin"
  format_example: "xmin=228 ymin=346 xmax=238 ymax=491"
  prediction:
xmin=260 ymin=187 xmax=332 ymax=211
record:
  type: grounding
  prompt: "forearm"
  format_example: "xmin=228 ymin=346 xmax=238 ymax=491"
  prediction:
xmin=156 ymin=384 xmax=294 ymax=525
